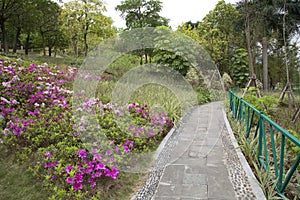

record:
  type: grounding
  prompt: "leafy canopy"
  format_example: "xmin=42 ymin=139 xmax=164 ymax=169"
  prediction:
xmin=115 ymin=0 xmax=169 ymax=29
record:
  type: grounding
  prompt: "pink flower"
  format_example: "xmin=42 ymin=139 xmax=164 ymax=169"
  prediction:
xmin=92 ymin=171 xmax=102 ymax=178
xmin=77 ymin=149 xmax=86 ymax=158
xmin=28 ymin=109 xmax=39 ymax=116
xmin=74 ymin=172 xmax=83 ymax=183
xmin=73 ymin=182 xmax=82 ymax=190
xmin=129 ymin=125 xmax=134 ymax=130
xmin=45 ymin=151 xmax=53 ymax=159
xmin=125 ymin=139 xmax=133 ymax=147
xmin=93 ymin=153 xmax=102 ymax=161
xmin=66 ymin=177 xmax=74 ymax=184
xmin=138 ymin=109 xmax=143 ymax=113
xmin=123 ymin=145 xmax=130 ymax=152
xmin=95 ymin=163 xmax=105 ymax=170
xmin=149 ymin=129 xmax=155 ymax=136
xmin=106 ymin=150 xmax=112 ymax=155
xmin=65 ymin=165 xmax=72 ymax=173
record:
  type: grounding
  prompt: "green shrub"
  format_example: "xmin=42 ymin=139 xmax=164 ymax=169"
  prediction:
xmin=195 ymin=86 xmax=211 ymax=104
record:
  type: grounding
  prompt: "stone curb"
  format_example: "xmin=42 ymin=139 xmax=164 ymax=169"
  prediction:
xmin=153 ymin=128 xmax=176 ymax=160
xmin=222 ymin=109 xmax=266 ymax=200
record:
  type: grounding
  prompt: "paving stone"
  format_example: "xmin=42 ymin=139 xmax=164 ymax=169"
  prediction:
xmin=134 ymin=102 xmax=253 ymax=200
xmin=172 ymin=151 xmax=207 ymax=165
xmin=160 ymin=165 xmax=185 ymax=184
xmin=183 ymin=173 xmax=207 ymax=185
xmin=154 ymin=197 xmax=180 ymax=200
xmin=184 ymin=165 xmax=208 ymax=174
xmin=155 ymin=184 xmax=182 ymax=196
xmin=181 ymin=184 xmax=208 ymax=198
xmin=204 ymin=137 xmax=222 ymax=146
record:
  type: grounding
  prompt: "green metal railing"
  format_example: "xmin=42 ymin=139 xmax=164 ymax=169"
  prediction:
xmin=229 ymin=90 xmax=300 ymax=198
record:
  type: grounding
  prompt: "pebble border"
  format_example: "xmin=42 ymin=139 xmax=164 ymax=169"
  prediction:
xmin=222 ymin=109 xmax=266 ymax=200
xmin=131 ymin=105 xmax=266 ymax=200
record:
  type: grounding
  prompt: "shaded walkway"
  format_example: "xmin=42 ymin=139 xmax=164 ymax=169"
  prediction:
xmin=133 ymin=102 xmax=265 ymax=200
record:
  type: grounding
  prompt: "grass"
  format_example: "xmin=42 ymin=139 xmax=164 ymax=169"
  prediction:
xmin=0 ymin=49 xmax=84 ymax=68
xmin=0 ymin=146 xmax=49 ymax=200
xmin=0 ymin=145 xmax=149 ymax=199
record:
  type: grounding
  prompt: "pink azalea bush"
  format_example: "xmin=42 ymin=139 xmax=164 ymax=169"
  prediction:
xmin=0 ymin=58 xmax=173 ymax=199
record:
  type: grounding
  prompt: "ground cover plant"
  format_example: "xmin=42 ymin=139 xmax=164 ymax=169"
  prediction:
xmin=227 ymin=88 xmax=300 ymax=199
xmin=0 ymin=57 xmax=175 ymax=199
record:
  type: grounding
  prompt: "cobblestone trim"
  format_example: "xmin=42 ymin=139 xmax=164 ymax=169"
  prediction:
xmin=222 ymin=109 xmax=266 ymax=200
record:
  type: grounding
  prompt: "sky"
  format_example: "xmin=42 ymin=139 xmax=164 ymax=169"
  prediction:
xmin=103 ymin=0 xmax=239 ymax=29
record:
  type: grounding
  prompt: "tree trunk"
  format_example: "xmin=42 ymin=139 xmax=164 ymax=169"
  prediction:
xmin=71 ymin=36 xmax=78 ymax=58
xmin=84 ymin=33 xmax=88 ymax=57
xmin=49 ymin=46 xmax=52 ymax=57
xmin=244 ymin=0 xmax=255 ymax=77
xmin=1 ymin=20 xmax=9 ymax=54
xmin=25 ymin=33 xmax=30 ymax=55
xmin=13 ymin=27 xmax=21 ymax=53
xmin=262 ymin=37 xmax=268 ymax=91
xmin=145 ymin=53 xmax=148 ymax=64
xmin=41 ymin=31 xmax=46 ymax=56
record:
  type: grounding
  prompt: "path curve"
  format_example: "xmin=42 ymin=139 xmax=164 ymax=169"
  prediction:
xmin=132 ymin=101 xmax=265 ymax=200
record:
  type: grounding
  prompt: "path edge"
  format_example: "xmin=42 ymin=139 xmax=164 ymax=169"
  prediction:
xmin=222 ymin=109 xmax=266 ymax=200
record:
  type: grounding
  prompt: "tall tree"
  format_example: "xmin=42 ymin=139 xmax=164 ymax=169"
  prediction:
xmin=193 ymin=0 xmax=242 ymax=75
xmin=36 ymin=0 xmax=61 ymax=56
xmin=116 ymin=0 xmax=169 ymax=64
xmin=0 ymin=0 xmax=25 ymax=53
xmin=236 ymin=0 xmax=300 ymax=90
xmin=115 ymin=0 xmax=169 ymax=30
xmin=61 ymin=0 xmax=115 ymax=57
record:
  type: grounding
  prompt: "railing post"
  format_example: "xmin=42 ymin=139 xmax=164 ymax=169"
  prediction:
xmin=257 ymin=112 xmax=264 ymax=166
xmin=228 ymin=90 xmax=300 ymax=198
xmin=280 ymin=153 xmax=300 ymax=193
xmin=278 ymin=134 xmax=285 ymax=191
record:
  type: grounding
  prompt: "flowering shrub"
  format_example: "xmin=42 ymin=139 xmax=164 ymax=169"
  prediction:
xmin=0 ymin=57 xmax=173 ymax=199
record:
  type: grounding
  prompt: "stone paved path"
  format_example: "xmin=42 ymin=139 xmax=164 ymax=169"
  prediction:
xmin=153 ymin=101 xmax=236 ymax=200
xmin=133 ymin=101 xmax=265 ymax=200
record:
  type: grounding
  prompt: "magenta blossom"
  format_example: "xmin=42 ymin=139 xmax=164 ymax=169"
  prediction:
xmin=77 ymin=149 xmax=86 ymax=158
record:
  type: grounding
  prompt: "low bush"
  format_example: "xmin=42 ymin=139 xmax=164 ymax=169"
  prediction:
xmin=0 ymin=57 xmax=173 ymax=199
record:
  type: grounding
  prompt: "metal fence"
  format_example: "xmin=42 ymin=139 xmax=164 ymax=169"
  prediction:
xmin=228 ymin=90 xmax=300 ymax=198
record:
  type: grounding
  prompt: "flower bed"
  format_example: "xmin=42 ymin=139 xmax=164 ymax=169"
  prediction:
xmin=0 ymin=57 xmax=173 ymax=199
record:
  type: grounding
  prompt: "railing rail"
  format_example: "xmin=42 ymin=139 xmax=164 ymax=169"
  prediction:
xmin=228 ymin=90 xmax=300 ymax=198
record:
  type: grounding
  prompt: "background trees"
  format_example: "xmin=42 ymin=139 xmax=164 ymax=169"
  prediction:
xmin=61 ymin=0 xmax=115 ymax=57
xmin=0 ymin=0 xmax=298 ymax=90
xmin=115 ymin=0 xmax=169 ymax=29
xmin=236 ymin=0 xmax=300 ymax=90
xmin=0 ymin=0 xmax=115 ymax=57
xmin=115 ymin=0 xmax=169 ymax=64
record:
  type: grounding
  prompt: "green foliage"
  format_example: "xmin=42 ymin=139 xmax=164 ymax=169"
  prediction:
xmin=115 ymin=0 xmax=169 ymax=29
xmin=243 ymin=87 xmax=278 ymax=114
xmin=229 ymin=116 xmax=280 ymax=199
xmin=107 ymin=54 xmax=140 ymax=80
xmin=0 ymin=147 xmax=49 ymax=200
xmin=0 ymin=57 xmax=176 ymax=199
xmin=287 ymin=130 xmax=300 ymax=154
xmin=231 ymin=48 xmax=249 ymax=87
xmin=97 ymin=104 xmax=173 ymax=153
xmin=221 ymin=72 xmax=233 ymax=90
xmin=129 ymin=84 xmax=182 ymax=124
xmin=195 ymin=0 xmax=242 ymax=75
xmin=184 ymin=66 xmax=204 ymax=87
xmin=153 ymin=27 xmax=198 ymax=76
xmin=195 ymin=86 xmax=211 ymax=104
xmin=60 ymin=0 xmax=115 ymax=57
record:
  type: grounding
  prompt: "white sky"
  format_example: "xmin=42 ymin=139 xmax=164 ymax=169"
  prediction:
xmin=104 ymin=0 xmax=239 ymax=29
